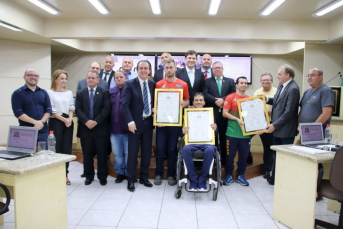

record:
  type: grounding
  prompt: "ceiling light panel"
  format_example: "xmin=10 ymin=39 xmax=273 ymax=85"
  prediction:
xmin=88 ymin=0 xmax=110 ymax=15
xmin=149 ymin=0 xmax=161 ymax=14
xmin=0 ymin=21 xmax=22 ymax=32
xmin=208 ymin=0 xmax=221 ymax=15
xmin=28 ymin=0 xmax=60 ymax=15
xmin=313 ymin=0 xmax=343 ymax=17
xmin=260 ymin=0 xmax=286 ymax=16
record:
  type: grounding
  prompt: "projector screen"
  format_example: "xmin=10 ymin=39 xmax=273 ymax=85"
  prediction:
xmin=156 ymin=55 xmax=252 ymax=83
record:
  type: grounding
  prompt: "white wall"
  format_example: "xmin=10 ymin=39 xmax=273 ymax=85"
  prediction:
xmin=0 ymin=39 xmax=51 ymax=144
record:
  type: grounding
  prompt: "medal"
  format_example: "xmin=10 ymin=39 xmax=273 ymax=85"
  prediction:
xmin=306 ymin=100 xmax=309 ymax=103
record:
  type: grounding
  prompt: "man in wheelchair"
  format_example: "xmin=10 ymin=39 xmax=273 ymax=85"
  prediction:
xmin=181 ymin=92 xmax=217 ymax=191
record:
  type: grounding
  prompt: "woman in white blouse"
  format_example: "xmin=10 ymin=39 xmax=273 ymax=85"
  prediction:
xmin=48 ymin=69 xmax=75 ymax=185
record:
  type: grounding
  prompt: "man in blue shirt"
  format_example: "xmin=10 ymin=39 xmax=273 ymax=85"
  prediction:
xmin=11 ymin=69 xmax=52 ymax=144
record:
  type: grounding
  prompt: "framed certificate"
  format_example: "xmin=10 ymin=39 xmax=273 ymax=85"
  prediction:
xmin=153 ymin=89 xmax=183 ymax=126
xmin=184 ymin=108 xmax=215 ymax=145
xmin=237 ymin=96 xmax=270 ymax=136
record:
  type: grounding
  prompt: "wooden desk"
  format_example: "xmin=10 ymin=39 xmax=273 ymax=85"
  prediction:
xmin=0 ymin=153 xmax=75 ymax=229
xmin=271 ymin=145 xmax=335 ymax=229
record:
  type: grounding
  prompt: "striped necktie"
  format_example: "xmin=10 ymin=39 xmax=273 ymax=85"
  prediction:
xmin=143 ymin=81 xmax=149 ymax=115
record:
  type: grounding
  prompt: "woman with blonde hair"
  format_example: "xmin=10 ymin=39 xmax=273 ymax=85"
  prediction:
xmin=47 ymin=69 xmax=75 ymax=185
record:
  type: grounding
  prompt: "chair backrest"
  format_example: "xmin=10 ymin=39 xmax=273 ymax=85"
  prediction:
xmin=330 ymin=147 xmax=343 ymax=192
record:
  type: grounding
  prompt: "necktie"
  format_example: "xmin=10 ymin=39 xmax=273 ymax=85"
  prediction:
xmin=143 ymin=81 xmax=149 ymax=115
xmin=274 ymin=84 xmax=284 ymax=104
xmin=204 ymin=71 xmax=208 ymax=80
xmin=104 ymin=73 xmax=109 ymax=82
xmin=114 ymin=88 xmax=122 ymax=122
xmin=216 ymin=78 xmax=221 ymax=94
xmin=89 ymin=89 xmax=94 ymax=120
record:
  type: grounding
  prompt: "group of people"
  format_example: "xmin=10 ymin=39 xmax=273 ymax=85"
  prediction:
xmin=11 ymin=50 xmax=335 ymax=192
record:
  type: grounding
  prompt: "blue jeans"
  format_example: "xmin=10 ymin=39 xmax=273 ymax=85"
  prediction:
xmin=110 ymin=134 xmax=128 ymax=176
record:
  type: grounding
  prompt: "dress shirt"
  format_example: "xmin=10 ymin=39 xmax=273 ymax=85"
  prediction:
xmin=201 ymin=68 xmax=212 ymax=79
xmin=102 ymin=70 xmax=112 ymax=83
xmin=87 ymin=86 xmax=97 ymax=97
xmin=109 ymin=87 xmax=127 ymax=134
xmin=279 ymin=78 xmax=292 ymax=96
xmin=11 ymin=84 xmax=52 ymax=132
xmin=138 ymin=77 xmax=152 ymax=117
xmin=47 ymin=90 xmax=75 ymax=115
xmin=186 ymin=66 xmax=195 ymax=88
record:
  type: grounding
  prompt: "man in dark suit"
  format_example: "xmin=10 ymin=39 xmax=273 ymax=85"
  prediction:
xmin=203 ymin=61 xmax=236 ymax=165
xmin=176 ymin=50 xmax=205 ymax=105
xmin=122 ymin=60 xmax=156 ymax=192
xmin=75 ymin=70 xmax=111 ymax=186
xmin=99 ymin=55 xmax=115 ymax=89
xmin=153 ymin=52 xmax=171 ymax=82
xmin=266 ymin=64 xmax=300 ymax=185
xmin=77 ymin=61 xmax=108 ymax=91
xmin=200 ymin=54 xmax=213 ymax=80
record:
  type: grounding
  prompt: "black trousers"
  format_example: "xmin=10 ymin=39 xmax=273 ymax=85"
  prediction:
xmin=80 ymin=132 xmax=109 ymax=181
xmin=259 ymin=133 xmax=274 ymax=172
xmin=127 ymin=117 xmax=153 ymax=182
xmin=49 ymin=118 xmax=74 ymax=176
xmin=215 ymin=112 xmax=228 ymax=165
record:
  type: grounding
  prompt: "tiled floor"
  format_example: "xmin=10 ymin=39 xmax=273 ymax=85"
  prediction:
xmin=1 ymin=161 xmax=339 ymax=229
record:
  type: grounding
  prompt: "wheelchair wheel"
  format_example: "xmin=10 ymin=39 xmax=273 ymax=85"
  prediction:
xmin=176 ymin=152 xmax=182 ymax=184
xmin=174 ymin=188 xmax=182 ymax=199
xmin=213 ymin=188 xmax=218 ymax=201
xmin=216 ymin=151 xmax=222 ymax=185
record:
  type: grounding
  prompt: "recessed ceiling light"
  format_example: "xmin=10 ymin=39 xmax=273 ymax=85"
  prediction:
xmin=0 ymin=21 xmax=22 ymax=32
xmin=208 ymin=0 xmax=221 ymax=15
xmin=149 ymin=0 xmax=161 ymax=14
xmin=28 ymin=0 xmax=60 ymax=15
xmin=88 ymin=0 xmax=109 ymax=15
xmin=312 ymin=0 xmax=343 ymax=17
xmin=260 ymin=0 xmax=286 ymax=17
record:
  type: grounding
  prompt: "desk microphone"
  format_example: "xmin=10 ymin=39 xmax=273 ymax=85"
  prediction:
xmin=324 ymin=72 xmax=342 ymax=85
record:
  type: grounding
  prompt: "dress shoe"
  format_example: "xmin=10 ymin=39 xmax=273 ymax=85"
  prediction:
xmin=154 ymin=175 xmax=162 ymax=185
xmin=167 ymin=177 xmax=177 ymax=186
xmin=127 ymin=181 xmax=135 ymax=192
xmin=100 ymin=180 xmax=107 ymax=186
xmin=80 ymin=173 xmax=86 ymax=178
xmin=139 ymin=179 xmax=153 ymax=187
xmin=115 ymin=174 xmax=126 ymax=183
xmin=85 ymin=178 xmax=93 ymax=185
xmin=267 ymin=176 xmax=275 ymax=185
xmin=263 ymin=171 xmax=270 ymax=179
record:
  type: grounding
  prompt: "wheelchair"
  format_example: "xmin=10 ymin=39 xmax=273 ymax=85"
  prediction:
xmin=174 ymin=139 xmax=222 ymax=201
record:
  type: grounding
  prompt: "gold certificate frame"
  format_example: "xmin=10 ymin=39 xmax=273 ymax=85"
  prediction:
xmin=153 ymin=89 xmax=183 ymax=126
xmin=184 ymin=108 xmax=215 ymax=145
xmin=236 ymin=96 xmax=270 ymax=136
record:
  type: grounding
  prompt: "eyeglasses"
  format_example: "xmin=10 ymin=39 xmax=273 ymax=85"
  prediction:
xmin=261 ymin=80 xmax=271 ymax=82
xmin=25 ymin=74 xmax=39 ymax=78
xmin=212 ymin=67 xmax=223 ymax=70
xmin=306 ymin=74 xmax=319 ymax=78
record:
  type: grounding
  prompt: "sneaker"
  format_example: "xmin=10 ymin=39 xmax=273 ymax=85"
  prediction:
xmin=189 ymin=182 xmax=198 ymax=191
xmin=223 ymin=175 xmax=234 ymax=186
xmin=154 ymin=175 xmax=162 ymax=185
xmin=236 ymin=175 xmax=249 ymax=186
xmin=198 ymin=181 xmax=207 ymax=191
xmin=167 ymin=177 xmax=177 ymax=186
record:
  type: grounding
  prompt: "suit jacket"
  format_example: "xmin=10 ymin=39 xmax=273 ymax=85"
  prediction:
xmin=176 ymin=68 xmax=204 ymax=105
xmin=153 ymin=68 xmax=164 ymax=83
xmin=99 ymin=69 xmax=115 ymax=88
xmin=75 ymin=87 xmax=111 ymax=138
xmin=203 ymin=76 xmax=236 ymax=119
xmin=77 ymin=78 xmax=108 ymax=92
xmin=267 ymin=79 xmax=300 ymax=138
xmin=122 ymin=77 xmax=155 ymax=129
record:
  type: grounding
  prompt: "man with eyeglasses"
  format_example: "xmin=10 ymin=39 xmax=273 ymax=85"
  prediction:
xmin=203 ymin=61 xmax=235 ymax=165
xmin=298 ymin=68 xmax=334 ymax=132
xmin=253 ymin=73 xmax=277 ymax=180
xmin=11 ymin=69 xmax=52 ymax=144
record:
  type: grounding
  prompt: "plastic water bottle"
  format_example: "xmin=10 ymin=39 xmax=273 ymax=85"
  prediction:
xmin=324 ymin=124 xmax=331 ymax=144
xmin=47 ymin=131 xmax=56 ymax=152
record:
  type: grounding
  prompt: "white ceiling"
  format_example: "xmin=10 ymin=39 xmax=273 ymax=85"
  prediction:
xmin=10 ymin=0 xmax=343 ymax=20
xmin=1 ymin=0 xmax=343 ymax=53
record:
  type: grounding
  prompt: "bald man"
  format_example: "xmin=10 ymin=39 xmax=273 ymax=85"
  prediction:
xmin=153 ymin=52 xmax=171 ymax=82
xmin=110 ymin=57 xmax=138 ymax=88
xmin=201 ymin=54 xmax=213 ymax=80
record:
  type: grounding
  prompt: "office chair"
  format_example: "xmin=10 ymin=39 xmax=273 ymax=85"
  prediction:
xmin=0 ymin=183 xmax=10 ymax=215
xmin=315 ymin=147 xmax=343 ymax=229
